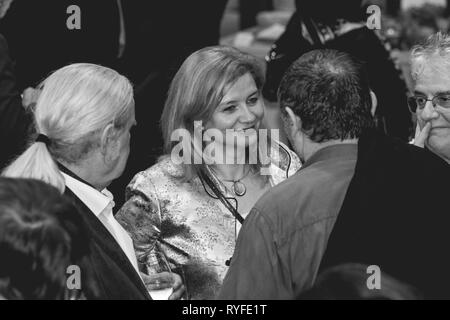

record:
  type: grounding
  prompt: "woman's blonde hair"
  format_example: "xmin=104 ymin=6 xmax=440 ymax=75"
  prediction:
xmin=161 ymin=46 xmax=265 ymax=181
xmin=2 ymin=63 xmax=134 ymax=192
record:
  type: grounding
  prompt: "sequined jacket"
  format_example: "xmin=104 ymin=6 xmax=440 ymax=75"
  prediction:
xmin=115 ymin=141 xmax=301 ymax=300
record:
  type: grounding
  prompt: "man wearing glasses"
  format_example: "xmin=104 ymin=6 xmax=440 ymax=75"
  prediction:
xmin=409 ymin=32 xmax=450 ymax=165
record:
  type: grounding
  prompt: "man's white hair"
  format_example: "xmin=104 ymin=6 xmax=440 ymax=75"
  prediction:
xmin=411 ymin=32 xmax=450 ymax=81
xmin=2 ymin=63 xmax=134 ymax=192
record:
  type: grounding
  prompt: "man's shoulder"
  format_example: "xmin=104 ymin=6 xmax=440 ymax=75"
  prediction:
xmin=252 ymin=159 xmax=352 ymax=235
xmin=359 ymin=129 xmax=450 ymax=174
xmin=260 ymin=147 xmax=356 ymax=206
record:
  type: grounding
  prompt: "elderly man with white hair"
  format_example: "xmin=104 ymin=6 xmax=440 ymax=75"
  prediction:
xmin=2 ymin=63 xmax=185 ymax=300
xmin=411 ymin=32 xmax=450 ymax=165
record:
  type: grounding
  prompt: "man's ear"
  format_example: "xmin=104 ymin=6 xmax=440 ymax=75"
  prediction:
xmin=284 ymin=107 xmax=302 ymax=135
xmin=100 ymin=123 xmax=117 ymax=163
xmin=370 ymin=90 xmax=378 ymax=116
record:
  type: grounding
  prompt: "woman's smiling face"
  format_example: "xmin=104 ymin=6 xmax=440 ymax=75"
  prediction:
xmin=205 ymin=73 xmax=264 ymax=151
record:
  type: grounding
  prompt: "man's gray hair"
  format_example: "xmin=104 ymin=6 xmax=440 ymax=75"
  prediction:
xmin=411 ymin=32 xmax=450 ymax=81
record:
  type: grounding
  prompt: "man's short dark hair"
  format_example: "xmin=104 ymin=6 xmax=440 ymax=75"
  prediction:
xmin=0 ymin=178 xmax=89 ymax=300
xmin=278 ymin=49 xmax=374 ymax=143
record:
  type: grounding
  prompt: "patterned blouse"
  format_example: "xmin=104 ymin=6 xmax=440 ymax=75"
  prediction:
xmin=115 ymin=141 xmax=301 ymax=300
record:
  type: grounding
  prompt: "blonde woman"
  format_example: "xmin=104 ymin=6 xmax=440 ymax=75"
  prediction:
xmin=2 ymin=63 xmax=184 ymax=299
xmin=116 ymin=46 xmax=301 ymax=299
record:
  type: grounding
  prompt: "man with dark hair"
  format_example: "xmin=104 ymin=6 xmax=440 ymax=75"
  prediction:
xmin=220 ymin=47 xmax=450 ymax=299
xmin=278 ymin=49 xmax=376 ymax=148
xmin=219 ymin=49 xmax=377 ymax=299
xmin=0 ymin=178 xmax=92 ymax=299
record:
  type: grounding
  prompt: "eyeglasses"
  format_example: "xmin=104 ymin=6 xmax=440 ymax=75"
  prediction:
xmin=407 ymin=94 xmax=450 ymax=113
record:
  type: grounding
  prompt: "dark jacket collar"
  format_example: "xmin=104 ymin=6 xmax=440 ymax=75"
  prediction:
xmin=64 ymin=184 xmax=151 ymax=300
xmin=302 ymin=143 xmax=358 ymax=170
xmin=58 ymin=162 xmax=98 ymax=190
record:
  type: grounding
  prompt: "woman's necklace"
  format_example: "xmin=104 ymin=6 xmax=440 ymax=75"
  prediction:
xmin=221 ymin=167 xmax=252 ymax=197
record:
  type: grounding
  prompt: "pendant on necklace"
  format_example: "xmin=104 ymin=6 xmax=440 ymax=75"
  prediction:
xmin=232 ymin=181 xmax=247 ymax=197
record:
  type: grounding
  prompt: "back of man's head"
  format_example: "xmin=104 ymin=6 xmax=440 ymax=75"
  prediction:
xmin=278 ymin=49 xmax=374 ymax=143
xmin=0 ymin=178 xmax=89 ymax=300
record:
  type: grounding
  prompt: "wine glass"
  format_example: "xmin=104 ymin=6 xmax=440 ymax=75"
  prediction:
xmin=144 ymin=246 xmax=174 ymax=300
xmin=117 ymin=212 xmax=175 ymax=300
xmin=131 ymin=225 xmax=173 ymax=300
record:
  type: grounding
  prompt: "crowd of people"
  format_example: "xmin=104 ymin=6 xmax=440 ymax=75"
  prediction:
xmin=1 ymin=0 xmax=450 ymax=300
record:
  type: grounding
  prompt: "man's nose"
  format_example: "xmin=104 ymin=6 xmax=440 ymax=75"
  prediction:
xmin=421 ymin=100 xmax=440 ymax=121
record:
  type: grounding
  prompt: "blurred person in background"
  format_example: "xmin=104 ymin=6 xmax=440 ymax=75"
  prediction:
xmin=0 ymin=33 xmax=32 ymax=171
xmin=0 ymin=2 xmax=36 ymax=171
xmin=0 ymin=0 xmax=124 ymax=90
xmin=264 ymin=0 xmax=412 ymax=141
xmin=0 ymin=178 xmax=92 ymax=300
xmin=299 ymin=263 xmax=423 ymax=300
xmin=400 ymin=4 xmax=443 ymax=48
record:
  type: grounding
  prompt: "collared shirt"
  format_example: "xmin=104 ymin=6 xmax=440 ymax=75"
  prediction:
xmin=218 ymin=144 xmax=358 ymax=300
xmin=61 ymin=172 xmax=140 ymax=276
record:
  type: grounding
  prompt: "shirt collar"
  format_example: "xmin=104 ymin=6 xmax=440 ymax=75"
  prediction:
xmin=62 ymin=172 xmax=114 ymax=217
xmin=302 ymin=143 xmax=358 ymax=169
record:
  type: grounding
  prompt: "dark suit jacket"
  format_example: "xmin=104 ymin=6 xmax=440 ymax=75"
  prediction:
xmin=0 ymin=34 xmax=32 ymax=170
xmin=0 ymin=0 xmax=121 ymax=90
xmin=64 ymin=187 xmax=151 ymax=300
xmin=319 ymin=129 xmax=450 ymax=298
